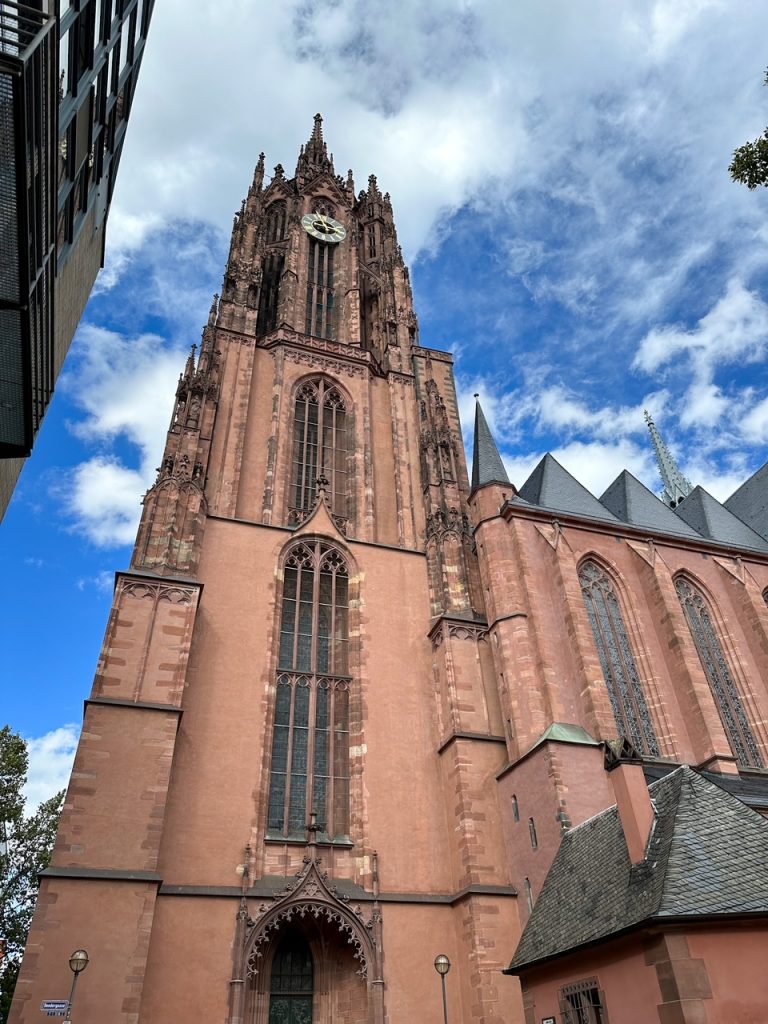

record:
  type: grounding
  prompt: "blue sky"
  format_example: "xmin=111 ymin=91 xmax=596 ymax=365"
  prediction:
xmin=4 ymin=0 xmax=768 ymax=803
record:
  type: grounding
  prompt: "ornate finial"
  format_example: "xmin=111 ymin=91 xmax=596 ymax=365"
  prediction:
xmin=367 ymin=173 xmax=381 ymax=199
xmin=273 ymin=163 xmax=284 ymax=180
xmin=208 ymin=293 xmax=219 ymax=326
xmin=252 ymin=151 xmax=265 ymax=192
xmin=644 ymin=410 xmax=693 ymax=508
xmin=316 ymin=474 xmax=329 ymax=501
xmin=346 ymin=168 xmax=354 ymax=190
xmin=473 ymin=392 xmax=479 ymax=399
xmin=312 ymin=112 xmax=323 ymax=141
xmin=306 ymin=811 xmax=320 ymax=859
xmin=237 ymin=843 xmax=252 ymax=894
xmin=183 ymin=343 xmax=197 ymax=380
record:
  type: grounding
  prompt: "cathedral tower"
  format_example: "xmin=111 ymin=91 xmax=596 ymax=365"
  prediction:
xmin=11 ymin=118 xmax=518 ymax=1024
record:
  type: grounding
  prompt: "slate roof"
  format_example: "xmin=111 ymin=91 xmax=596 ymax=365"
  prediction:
xmin=674 ymin=486 xmax=768 ymax=552
xmin=599 ymin=471 xmax=700 ymax=538
xmin=507 ymin=766 xmax=768 ymax=973
xmin=515 ymin=454 xmax=620 ymax=524
xmin=471 ymin=400 xmax=510 ymax=490
xmin=725 ymin=461 xmax=768 ymax=541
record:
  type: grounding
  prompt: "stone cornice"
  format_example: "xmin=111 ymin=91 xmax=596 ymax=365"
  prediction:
xmin=495 ymin=501 xmax=768 ymax=565
xmin=85 ymin=696 xmax=183 ymax=715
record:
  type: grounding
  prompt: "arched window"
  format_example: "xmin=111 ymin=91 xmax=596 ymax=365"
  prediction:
xmin=579 ymin=560 xmax=660 ymax=756
xmin=265 ymin=201 xmax=286 ymax=244
xmin=305 ymin=239 xmax=335 ymax=339
xmin=269 ymin=931 xmax=313 ymax=1024
xmin=256 ymin=249 xmax=284 ymax=337
xmin=675 ymin=577 xmax=763 ymax=767
xmin=290 ymin=378 xmax=348 ymax=520
xmin=267 ymin=541 xmax=350 ymax=840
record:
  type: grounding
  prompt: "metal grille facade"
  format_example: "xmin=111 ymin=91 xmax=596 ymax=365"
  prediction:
xmin=0 ymin=1 xmax=57 ymax=455
xmin=267 ymin=541 xmax=350 ymax=840
xmin=676 ymin=576 xmax=763 ymax=767
xmin=579 ymin=560 xmax=660 ymax=756
xmin=1 ymin=0 xmax=154 ymax=463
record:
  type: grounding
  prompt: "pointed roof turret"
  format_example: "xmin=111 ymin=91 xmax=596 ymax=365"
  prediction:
xmin=725 ymin=460 xmax=768 ymax=540
xmin=471 ymin=398 xmax=510 ymax=490
xmin=644 ymin=410 xmax=693 ymax=508
xmin=295 ymin=112 xmax=335 ymax=181
xmin=516 ymin=454 xmax=620 ymax=523
xmin=674 ymin=486 xmax=768 ymax=551
xmin=600 ymin=470 xmax=699 ymax=538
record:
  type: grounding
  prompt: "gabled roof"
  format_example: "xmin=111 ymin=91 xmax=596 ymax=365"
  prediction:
xmin=507 ymin=766 xmax=768 ymax=973
xmin=471 ymin=401 xmax=510 ymax=490
xmin=600 ymin=471 xmax=699 ymax=538
xmin=674 ymin=486 xmax=768 ymax=552
xmin=515 ymin=454 xmax=619 ymax=523
xmin=725 ymin=461 xmax=768 ymax=541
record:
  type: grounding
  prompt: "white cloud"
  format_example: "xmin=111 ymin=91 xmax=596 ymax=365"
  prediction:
xmin=634 ymin=279 xmax=768 ymax=375
xmin=23 ymin=726 xmax=79 ymax=810
xmin=633 ymin=279 xmax=768 ymax=430
xmin=59 ymin=326 xmax=187 ymax=546
xmin=743 ymin=395 xmax=768 ymax=443
xmin=103 ymin=0 xmax=768 ymax=297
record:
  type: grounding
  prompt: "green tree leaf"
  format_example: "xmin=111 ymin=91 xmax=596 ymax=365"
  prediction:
xmin=0 ymin=729 xmax=63 ymax=1023
xmin=729 ymin=68 xmax=768 ymax=189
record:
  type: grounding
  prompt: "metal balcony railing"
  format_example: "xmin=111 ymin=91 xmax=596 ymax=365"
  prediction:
xmin=0 ymin=1 xmax=57 ymax=457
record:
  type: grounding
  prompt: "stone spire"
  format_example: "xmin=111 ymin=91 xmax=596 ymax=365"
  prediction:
xmin=644 ymin=410 xmax=693 ymax=508
xmin=295 ymin=112 xmax=334 ymax=182
xmin=472 ymin=398 xmax=510 ymax=490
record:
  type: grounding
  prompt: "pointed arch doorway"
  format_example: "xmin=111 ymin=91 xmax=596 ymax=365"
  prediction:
xmin=268 ymin=929 xmax=314 ymax=1024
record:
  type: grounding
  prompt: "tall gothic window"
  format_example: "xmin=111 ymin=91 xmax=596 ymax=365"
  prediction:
xmin=267 ymin=541 xmax=350 ymax=840
xmin=269 ymin=931 xmax=313 ymax=1024
xmin=266 ymin=201 xmax=286 ymax=243
xmin=579 ymin=561 xmax=660 ymax=756
xmin=305 ymin=240 xmax=334 ymax=339
xmin=257 ymin=250 xmax=284 ymax=336
xmin=291 ymin=378 xmax=348 ymax=518
xmin=675 ymin=577 xmax=763 ymax=767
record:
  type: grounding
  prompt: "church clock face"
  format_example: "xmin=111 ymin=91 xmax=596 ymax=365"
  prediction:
xmin=301 ymin=212 xmax=347 ymax=243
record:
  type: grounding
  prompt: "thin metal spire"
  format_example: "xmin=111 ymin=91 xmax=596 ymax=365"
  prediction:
xmin=644 ymin=410 xmax=692 ymax=508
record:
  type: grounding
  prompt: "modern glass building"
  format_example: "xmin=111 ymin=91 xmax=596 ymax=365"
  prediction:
xmin=0 ymin=0 xmax=154 ymax=516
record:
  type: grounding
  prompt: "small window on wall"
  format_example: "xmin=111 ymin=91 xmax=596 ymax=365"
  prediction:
xmin=524 ymin=877 xmax=533 ymax=912
xmin=559 ymin=979 xmax=608 ymax=1024
xmin=511 ymin=794 xmax=519 ymax=822
xmin=528 ymin=817 xmax=538 ymax=850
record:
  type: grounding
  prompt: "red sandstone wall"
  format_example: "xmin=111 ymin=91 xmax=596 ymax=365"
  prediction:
xmin=518 ymin=934 xmax=662 ymax=1024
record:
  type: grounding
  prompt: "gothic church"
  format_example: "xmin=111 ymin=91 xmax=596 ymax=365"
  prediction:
xmin=11 ymin=117 xmax=768 ymax=1024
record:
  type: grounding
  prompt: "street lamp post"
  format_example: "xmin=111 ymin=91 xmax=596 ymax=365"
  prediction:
xmin=63 ymin=949 xmax=89 ymax=1024
xmin=433 ymin=953 xmax=451 ymax=1024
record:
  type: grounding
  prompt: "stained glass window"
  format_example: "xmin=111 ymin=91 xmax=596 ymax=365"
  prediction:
xmin=579 ymin=560 xmax=660 ymax=756
xmin=290 ymin=378 xmax=348 ymax=518
xmin=268 ymin=932 xmax=313 ymax=1024
xmin=268 ymin=542 xmax=350 ymax=839
xmin=675 ymin=577 xmax=763 ymax=767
